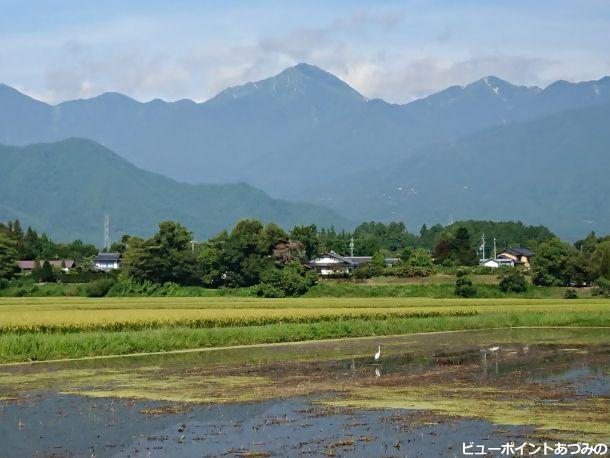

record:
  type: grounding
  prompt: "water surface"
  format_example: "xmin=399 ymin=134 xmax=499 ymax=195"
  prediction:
xmin=1 ymin=328 xmax=608 ymax=456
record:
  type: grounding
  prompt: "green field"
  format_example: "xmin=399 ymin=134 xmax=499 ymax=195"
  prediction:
xmin=0 ymin=274 xmax=581 ymax=299
xmin=0 ymin=296 xmax=608 ymax=364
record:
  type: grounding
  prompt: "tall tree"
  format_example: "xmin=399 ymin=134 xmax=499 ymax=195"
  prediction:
xmin=531 ymin=237 xmax=573 ymax=286
xmin=592 ymin=241 xmax=610 ymax=280
xmin=39 ymin=260 xmax=56 ymax=283
xmin=291 ymin=224 xmax=319 ymax=259
xmin=124 ymin=221 xmax=200 ymax=285
xmin=0 ymin=233 xmax=18 ymax=279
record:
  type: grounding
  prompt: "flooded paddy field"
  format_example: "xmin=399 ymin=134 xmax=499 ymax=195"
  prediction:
xmin=0 ymin=328 xmax=608 ymax=457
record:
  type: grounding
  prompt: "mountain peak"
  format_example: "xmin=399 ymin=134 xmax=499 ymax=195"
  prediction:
xmin=0 ymin=83 xmax=50 ymax=107
xmin=468 ymin=75 xmax=513 ymax=93
xmin=88 ymin=91 xmax=138 ymax=104
xmin=208 ymin=63 xmax=365 ymax=106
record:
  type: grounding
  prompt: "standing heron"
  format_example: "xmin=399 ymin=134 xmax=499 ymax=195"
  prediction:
xmin=374 ymin=345 xmax=381 ymax=361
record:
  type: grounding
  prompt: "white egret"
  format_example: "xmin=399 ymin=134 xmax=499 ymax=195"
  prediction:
xmin=374 ymin=345 xmax=381 ymax=361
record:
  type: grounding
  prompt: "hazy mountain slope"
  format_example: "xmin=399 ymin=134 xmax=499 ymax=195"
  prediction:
xmin=0 ymin=138 xmax=350 ymax=244
xmin=1 ymin=66 xmax=609 ymax=197
xmin=304 ymin=104 xmax=610 ymax=240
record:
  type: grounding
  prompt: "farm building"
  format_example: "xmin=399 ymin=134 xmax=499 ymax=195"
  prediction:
xmin=480 ymin=247 xmax=534 ymax=269
xmin=481 ymin=258 xmax=515 ymax=268
xmin=308 ymin=251 xmax=399 ymax=276
xmin=497 ymin=247 xmax=535 ymax=267
xmin=93 ymin=252 xmax=122 ymax=271
xmin=17 ymin=260 xmax=75 ymax=273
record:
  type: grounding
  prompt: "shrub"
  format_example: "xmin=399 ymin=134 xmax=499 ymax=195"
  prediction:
xmin=454 ymin=269 xmax=477 ymax=298
xmin=564 ymin=288 xmax=578 ymax=299
xmin=0 ymin=278 xmax=9 ymax=290
xmin=395 ymin=248 xmax=435 ymax=277
xmin=249 ymin=283 xmax=286 ymax=298
xmin=591 ymin=278 xmax=610 ymax=298
xmin=394 ymin=264 xmax=434 ymax=278
xmin=84 ymin=278 xmax=116 ymax=297
xmin=498 ymin=269 xmax=527 ymax=293
xmin=259 ymin=261 xmax=317 ymax=297
xmin=352 ymin=263 xmax=374 ymax=279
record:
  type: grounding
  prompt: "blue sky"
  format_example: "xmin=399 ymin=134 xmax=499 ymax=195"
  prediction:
xmin=1 ymin=0 xmax=609 ymax=103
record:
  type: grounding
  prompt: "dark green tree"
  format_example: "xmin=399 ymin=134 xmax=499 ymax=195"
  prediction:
xmin=0 ymin=233 xmax=18 ymax=279
xmin=498 ymin=269 xmax=527 ymax=293
xmin=592 ymin=241 xmax=610 ymax=280
xmin=531 ymin=237 xmax=573 ymax=286
xmin=566 ymin=253 xmax=598 ymax=286
xmin=574 ymin=231 xmax=598 ymax=256
xmin=39 ymin=260 xmax=56 ymax=283
xmin=258 ymin=261 xmax=317 ymax=297
xmin=453 ymin=226 xmax=478 ymax=266
xmin=290 ymin=225 xmax=319 ymax=259
xmin=124 ymin=221 xmax=200 ymax=285
xmin=396 ymin=248 xmax=434 ymax=277
xmin=454 ymin=269 xmax=477 ymax=297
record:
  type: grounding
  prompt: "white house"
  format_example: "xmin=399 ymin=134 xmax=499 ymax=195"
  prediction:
xmin=307 ymin=251 xmax=399 ymax=276
xmin=481 ymin=258 xmax=515 ymax=268
xmin=497 ymin=247 xmax=535 ymax=268
xmin=93 ymin=252 xmax=122 ymax=271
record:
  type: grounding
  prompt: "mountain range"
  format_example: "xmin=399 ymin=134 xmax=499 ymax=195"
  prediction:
xmin=1 ymin=63 xmax=609 ymax=241
xmin=307 ymin=103 xmax=610 ymax=240
xmin=0 ymin=139 xmax=348 ymax=243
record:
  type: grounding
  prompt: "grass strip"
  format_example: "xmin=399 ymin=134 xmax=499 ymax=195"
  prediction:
xmin=0 ymin=310 xmax=607 ymax=363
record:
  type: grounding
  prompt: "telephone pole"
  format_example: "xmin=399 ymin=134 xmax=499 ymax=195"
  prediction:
xmin=349 ymin=236 xmax=355 ymax=258
xmin=103 ymin=215 xmax=110 ymax=251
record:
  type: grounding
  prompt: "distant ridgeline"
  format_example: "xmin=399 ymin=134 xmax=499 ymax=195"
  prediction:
xmin=1 ymin=65 xmax=609 ymax=239
xmin=0 ymin=139 xmax=350 ymax=244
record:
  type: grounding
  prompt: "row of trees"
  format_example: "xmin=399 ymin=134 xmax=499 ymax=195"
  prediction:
xmin=118 ymin=220 xmax=316 ymax=297
xmin=1 ymin=218 xmax=609 ymax=296
xmin=290 ymin=220 xmax=556 ymax=267
xmin=0 ymin=220 xmax=98 ymax=261
xmin=531 ymin=234 xmax=610 ymax=287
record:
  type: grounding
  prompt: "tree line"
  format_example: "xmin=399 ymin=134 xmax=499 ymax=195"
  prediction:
xmin=1 ymin=218 xmax=609 ymax=297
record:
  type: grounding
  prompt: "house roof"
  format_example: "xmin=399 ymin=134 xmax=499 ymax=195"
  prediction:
xmin=94 ymin=252 xmax=122 ymax=262
xmin=502 ymin=247 xmax=534 ymax=257
xmin=308 ymin=252 xmax=401 ymax=267
xmin=308 ymin=252 xmax=356 ymax=267
xmin=18 ymin=260 xmax=75 ymax=269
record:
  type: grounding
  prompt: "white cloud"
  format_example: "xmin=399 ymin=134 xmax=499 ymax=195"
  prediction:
xmin=1 ymin=5 xmax=608 ymax=105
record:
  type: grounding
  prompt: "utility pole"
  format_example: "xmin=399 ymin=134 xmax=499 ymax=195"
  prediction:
xmin=190 ymin=240 xmax=196 ymax=254
xmin=480 ymin=233 xmax=486 ymax=262
xmin=493 ymin=237 xmax=497 ymax=260
xmin=349 ymin=236 xmax=355 ymax=258
xmin=103 ymin=215 xmax=110 ymax=251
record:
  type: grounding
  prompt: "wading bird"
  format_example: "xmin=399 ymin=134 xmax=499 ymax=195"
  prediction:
xmin=374 ymin=345 xmax=381 ymax=361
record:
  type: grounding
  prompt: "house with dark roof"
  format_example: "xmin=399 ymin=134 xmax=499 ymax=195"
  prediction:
xmin=307 ymin=252 xmax=399 ymax=276
xmin=497 ymin=247 xmax=535 ymax=268
xmin=93 ymin=252 xmax=122 ymax=271
xmin=17 ymin=260 xmax=75 ymax=273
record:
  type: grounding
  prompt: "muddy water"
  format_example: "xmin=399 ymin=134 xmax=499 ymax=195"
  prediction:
xmin=0 ymin=328 xmax=608 ymax=457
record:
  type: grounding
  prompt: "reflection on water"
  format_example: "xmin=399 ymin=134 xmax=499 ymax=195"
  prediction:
xmin=0 ymin=328 xmax=608 ymax=457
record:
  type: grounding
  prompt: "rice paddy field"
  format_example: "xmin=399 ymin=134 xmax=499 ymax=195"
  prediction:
xmin=1 ymin=328 xmax=608 ymax=456
xmin=1 ymin=298 xmax=609 ymax=456
xmin=0 ymin=296 xmax=609 ymax=363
